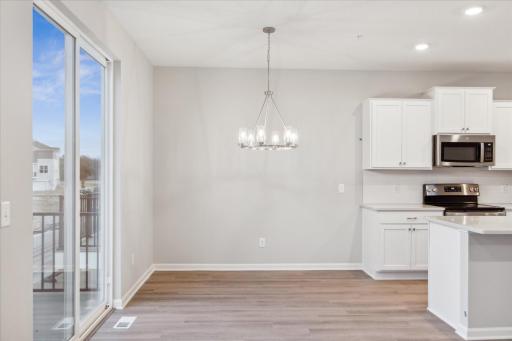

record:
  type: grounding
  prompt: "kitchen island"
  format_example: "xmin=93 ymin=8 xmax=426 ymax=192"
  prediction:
xmin=427 ymin=216 xmax=512 ymax=340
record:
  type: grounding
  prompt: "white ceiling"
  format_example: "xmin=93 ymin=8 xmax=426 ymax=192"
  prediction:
xmin=105 ymin=1 xmax=512 ymax=71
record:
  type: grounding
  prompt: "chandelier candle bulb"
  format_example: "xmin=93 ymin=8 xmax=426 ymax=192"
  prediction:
xmin=284 ymin=127 xmax=292 ymax=145
xmin=291 ymin=128 xmax=298 ymax=145
xmin=238 ymin=128 xmax=248 ymax=146
xmin=247 ymin=129 xmax=256 ymax=147
xmin=271 ymin=131 xmax=280 ymax=146
xmin=256 ymin=125 xmax=266 ymax=144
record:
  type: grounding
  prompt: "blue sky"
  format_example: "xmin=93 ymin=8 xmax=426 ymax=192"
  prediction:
xmin=33 ymin=8 xmax=103 ymax=158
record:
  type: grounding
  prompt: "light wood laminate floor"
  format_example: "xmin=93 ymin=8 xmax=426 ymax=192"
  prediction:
xmin=91 ymin=271 xmax=468 ymax=341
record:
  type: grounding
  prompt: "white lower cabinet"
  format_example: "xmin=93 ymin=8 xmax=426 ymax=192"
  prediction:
xmin=381 ymin=225 xmax=411 ymax=271
xmin=411 ymin=226 xmax=429 ymax=270
xmin=363 ymin=208 xmax=443 ymax=280
xmin=381 ymin=225 xmax=428 ymax=271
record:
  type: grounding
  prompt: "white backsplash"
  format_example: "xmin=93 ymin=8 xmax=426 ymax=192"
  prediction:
xmin=363 ymin=168 xmax=512 ymax=204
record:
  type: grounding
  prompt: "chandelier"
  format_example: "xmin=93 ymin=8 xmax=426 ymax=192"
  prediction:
xmin=238 ymin=27 xmax=298 ymax=150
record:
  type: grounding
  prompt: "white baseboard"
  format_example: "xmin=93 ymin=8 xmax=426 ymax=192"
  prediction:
xmin=113 ymin=264 xmax=155 ymax=310
xmin=153 ymin=263 xmax=362 ymax=271
xmin=428 ymin=307 xmax=512 ymax=340
xmin=427 ymin=306 xmax=458 ymax=330
xmin=456 ymin=326 xmax=512 ymax=340
xmin=364 ymin=269 xmax=428 ymax=280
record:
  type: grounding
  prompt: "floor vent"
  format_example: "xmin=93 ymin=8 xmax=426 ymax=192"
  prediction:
xmin=113 ymin=316 xmax=137 ymax=329
xmin=53 ymin=317 xmax=74 ymax=330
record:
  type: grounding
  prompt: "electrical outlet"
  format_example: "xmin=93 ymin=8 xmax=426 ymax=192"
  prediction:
xmin=338 ymin=184 xmax=345 ymax=193
xmin=499 ymin=185 xmax=511 ymax=193
xmin=259 ymin=237 xmax=266 ymax=248
xmin=131 ymin=254 xmax=135 ymax=266
xmin=1 ymin=202 xmax=11 ymax=228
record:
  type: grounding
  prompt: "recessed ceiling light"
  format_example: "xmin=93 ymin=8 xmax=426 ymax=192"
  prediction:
xmin=465 ymin=6 xmax=483 ymax=16
xmin=415 ymin=43 xmax=430 ymax=51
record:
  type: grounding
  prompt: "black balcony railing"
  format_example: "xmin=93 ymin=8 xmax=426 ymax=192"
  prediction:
xmin=33 ymin=193 xmax=99 ymax=292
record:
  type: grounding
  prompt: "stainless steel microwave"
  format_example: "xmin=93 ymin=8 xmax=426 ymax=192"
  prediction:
xmin=433 ymin=134 xmax=495 ymax=167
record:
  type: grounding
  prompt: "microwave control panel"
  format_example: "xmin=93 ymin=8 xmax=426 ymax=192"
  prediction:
xmin=484 ymin=143 xmax=494 ymax=162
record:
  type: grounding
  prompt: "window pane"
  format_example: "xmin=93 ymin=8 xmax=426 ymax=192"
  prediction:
xmin=79 ymin=48 xmax=106 ymax=322
xmin=32 ymin=8 xmax=74 ymax=341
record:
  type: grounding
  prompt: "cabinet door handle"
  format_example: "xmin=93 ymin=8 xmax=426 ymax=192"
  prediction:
xmin=406 ymin=217 xmax=418 ymax=221
xmin=466 ymin=127 xmax=470 ymax=132
xmin=413 ymin=227 xmax=416 ymax=232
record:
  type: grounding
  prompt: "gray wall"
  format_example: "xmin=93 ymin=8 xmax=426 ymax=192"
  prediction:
xmin=0 ymin=1 xmax=33 ymax=340
xmin=153 ymin=67 xmax=512 ymax=265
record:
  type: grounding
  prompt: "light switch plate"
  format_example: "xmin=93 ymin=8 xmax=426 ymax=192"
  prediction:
xmin=259 ymin=237 xmax=266 ymax=248
xmin=1 ymin=201 xmax=11 ymax=227
xmin=338 ymin=184 xmax=345 ymax=193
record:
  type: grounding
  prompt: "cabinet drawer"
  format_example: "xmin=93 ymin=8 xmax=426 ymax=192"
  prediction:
xmin=378 ymin=211 xmax=440 ymax=224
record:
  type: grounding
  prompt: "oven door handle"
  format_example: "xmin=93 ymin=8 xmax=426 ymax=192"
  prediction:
xmin=445 ymin=211 xmax=506 ymax=216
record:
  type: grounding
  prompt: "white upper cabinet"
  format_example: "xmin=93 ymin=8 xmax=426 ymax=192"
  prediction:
xmin=465 ymin=89 xmax=493 ymax=133
xmin=429 ymin=87 xmax=494 ymax=134
xmin=363 ymin=99 xmax=432 ymax=170
xmin=433 ymin=88 xmax=465 ymax=133
xmin=402 ymin=101 xmax=432 ymax=169
xmin=369 ymin=100 xmax=402 ymax=168
xmin=491 ymin=101 xmax=512 ymax=170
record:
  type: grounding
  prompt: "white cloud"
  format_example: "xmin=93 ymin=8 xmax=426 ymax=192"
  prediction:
xmin=80 ymin=59 xmax=102 ymax=97
xmin=33 ymin=46 xmax=66 ymax=103
xmin=33 ymin=69 xmax=64 ymax=103
xmin=33 ymin=47 xmax=103 ymax=102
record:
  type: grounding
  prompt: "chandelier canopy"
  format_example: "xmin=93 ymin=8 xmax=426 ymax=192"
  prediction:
xmin=238 ymin=27 xmax=298 ymax=151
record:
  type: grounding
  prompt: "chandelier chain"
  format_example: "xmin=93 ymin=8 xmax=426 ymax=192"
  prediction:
xmin=267 ymin=31 xmax=271 ymax=92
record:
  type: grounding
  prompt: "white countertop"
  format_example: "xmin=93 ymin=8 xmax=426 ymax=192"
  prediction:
xmin=361 ymin=203 xmax=445 ymax=212
xmin=427 ymin=216 xmax=512 ymax=234
xmin=487 ymin=203 xmax=512 ymax=210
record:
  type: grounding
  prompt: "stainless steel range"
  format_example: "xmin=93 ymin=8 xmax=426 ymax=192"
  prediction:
xmin=423 ymin=183 xmax=506 ymax=216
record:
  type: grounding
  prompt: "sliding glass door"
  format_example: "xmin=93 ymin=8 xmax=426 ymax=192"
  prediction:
xmin=78 ymin=46 xmax=107 ymax=325
xmin=33 ymin=4 xmax=111 ymax=340
xmin=32 ymin=8 xmax=75 ymax=341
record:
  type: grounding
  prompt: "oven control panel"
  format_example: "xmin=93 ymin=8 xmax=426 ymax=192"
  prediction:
xmin=424 ymin=184 xmax=479 ymax=196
